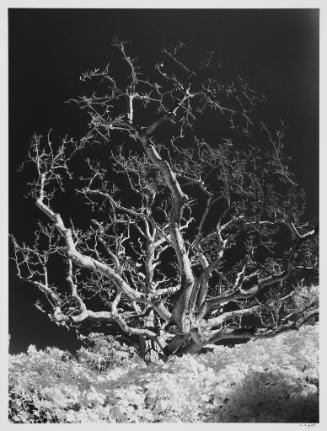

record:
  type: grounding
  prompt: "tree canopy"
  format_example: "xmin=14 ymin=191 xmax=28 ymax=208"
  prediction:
xmin=11 ymin=40 xmax=318 ymax=361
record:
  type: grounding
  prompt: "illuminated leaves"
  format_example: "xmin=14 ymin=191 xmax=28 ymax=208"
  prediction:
xmin=9 ymin=324 xmax=318 ymax=423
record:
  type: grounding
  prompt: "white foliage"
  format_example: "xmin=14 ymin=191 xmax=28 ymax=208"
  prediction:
xmin=9 ymin=324 xmax=319 ymax=423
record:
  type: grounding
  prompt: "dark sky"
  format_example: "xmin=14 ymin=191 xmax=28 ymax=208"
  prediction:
xmin=9 ymin=9 xmax=319 ymax=353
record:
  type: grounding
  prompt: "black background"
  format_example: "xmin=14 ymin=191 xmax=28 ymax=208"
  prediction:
xmin=9 ymin=9 xmax=319 ymax=353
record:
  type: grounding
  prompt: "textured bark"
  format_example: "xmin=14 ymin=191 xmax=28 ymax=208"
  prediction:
xmin=139 ymin=310 xmax=161 ymax=362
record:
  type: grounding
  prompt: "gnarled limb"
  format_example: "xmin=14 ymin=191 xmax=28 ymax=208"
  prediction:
xmin=12 ymin=41 xmax=318 ymax=361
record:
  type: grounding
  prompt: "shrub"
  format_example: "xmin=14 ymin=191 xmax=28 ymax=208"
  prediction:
xmin=76 ymin=333 xmax=140 ymax=371
xmin=9 ymin=324 xmax=319 ymax=423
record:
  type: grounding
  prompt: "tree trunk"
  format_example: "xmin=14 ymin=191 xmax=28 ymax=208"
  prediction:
xmin=139 ymin=336 xmax=161 ymax=363
xmin=139 ymin=310 xmax=161 ymax=363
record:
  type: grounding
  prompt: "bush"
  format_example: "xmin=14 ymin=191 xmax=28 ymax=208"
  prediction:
xmin=76 ymin=333 xmax=140 ymax=371
xmin=9 ymin=324 xmax=319 ymax=423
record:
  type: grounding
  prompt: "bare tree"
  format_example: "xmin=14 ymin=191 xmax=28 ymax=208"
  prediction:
xmin=11 ymin=40 xmax=318 ymax=362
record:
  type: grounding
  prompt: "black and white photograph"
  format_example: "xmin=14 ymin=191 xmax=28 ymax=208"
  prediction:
xmin=7 ymin=5 xmax=320 ymax=424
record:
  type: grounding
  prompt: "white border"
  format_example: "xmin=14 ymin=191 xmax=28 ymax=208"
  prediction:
xmin=1 ymin=1 xmax=325 ymax=430
xmin=0 ymin=1 xmax=324 ymax=8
